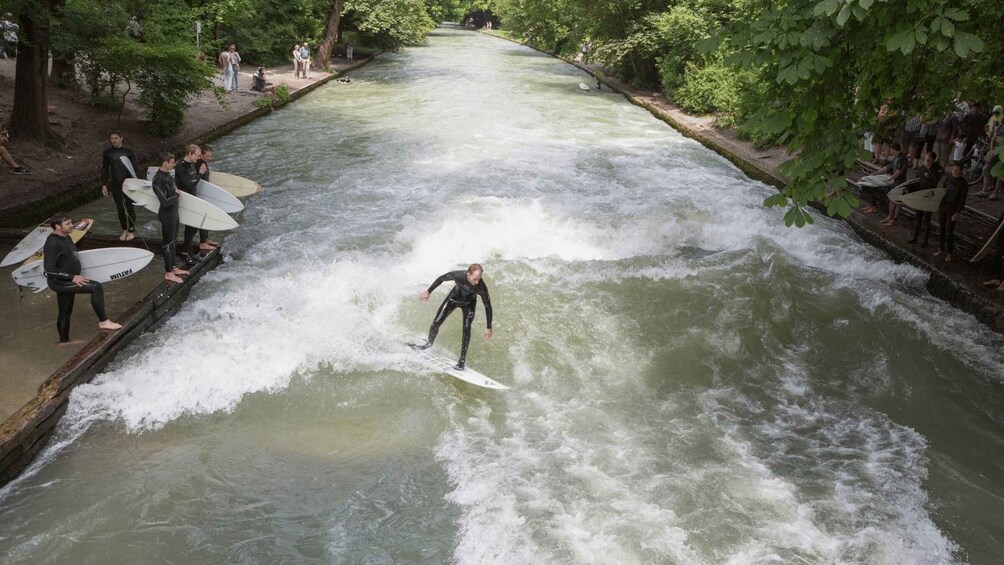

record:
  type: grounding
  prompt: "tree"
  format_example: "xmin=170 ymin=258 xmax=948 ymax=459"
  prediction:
xmin=317 ymin=0 xmax=346 ymax=66
xmin=716 ymin=0 xmax=986 ymax=225
xmin=9 ymin=0 xmax=65 ymax=147
xmin=343 ymin=0 xmax=437 ymax=51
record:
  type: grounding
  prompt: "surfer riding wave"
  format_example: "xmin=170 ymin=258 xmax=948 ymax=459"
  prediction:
xmin=415 ymin=263 xmax=493 ymax=370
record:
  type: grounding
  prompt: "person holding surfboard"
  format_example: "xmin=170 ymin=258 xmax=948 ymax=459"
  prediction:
xmin=176 ymin=144 xmax=208 ymax=263
xmin=101 ymin=132 xmax=140 ymax=241
xmin=196 ymin=145 xmax=221 ymax=251
xmin=151 ymin=153 xmax=190 ymax=284
xmin=415 ymin=264 xmax=493 ymax=371
xmin=43 ymin=213 xmax=123 ymax=344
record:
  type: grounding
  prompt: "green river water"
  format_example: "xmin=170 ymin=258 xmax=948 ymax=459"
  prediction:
xmin=1 ymin=27 xmax=1003 ymax=564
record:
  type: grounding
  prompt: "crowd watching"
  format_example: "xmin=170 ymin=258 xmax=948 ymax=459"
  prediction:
xmin=858 ymin=95 xmax=1004 ymax=292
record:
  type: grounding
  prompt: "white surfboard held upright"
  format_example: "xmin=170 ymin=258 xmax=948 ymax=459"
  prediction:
xmin=12 ymin=248 xmax=154 ymax=290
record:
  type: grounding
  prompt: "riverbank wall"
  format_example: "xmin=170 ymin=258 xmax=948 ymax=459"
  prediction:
xmin=0 ymin=54 xmax=381 ymax=489
xmin=482 ymin=30 xmax=1004 ymax=334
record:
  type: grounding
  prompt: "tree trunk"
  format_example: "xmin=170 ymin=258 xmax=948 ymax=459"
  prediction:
xmin=50 ymin=52 xmax=76 ymax=89
xmin=317 ymin=0 xmax=345 ymax=68
xmin=9 ymin=0 xmax=65 ymax=147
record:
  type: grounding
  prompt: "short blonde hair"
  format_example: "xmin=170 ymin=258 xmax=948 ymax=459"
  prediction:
xmin=467 ymin=263 xmax=483 ymax=274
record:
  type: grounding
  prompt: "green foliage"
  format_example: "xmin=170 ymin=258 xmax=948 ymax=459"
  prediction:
xmin=653 ymin=6 xmax=711 ymax=91
xmin=673 ymin=62 xmax=741 ymax=117
xmin=205 ymin=0 xmax=329 ymax=66
xmin=53 ymin=0 xmax=217 ymax=134
xmin=344 ymin=0 xmax=438 ymax=51
xmin=252 ymin=84 xmax=293 ymax=110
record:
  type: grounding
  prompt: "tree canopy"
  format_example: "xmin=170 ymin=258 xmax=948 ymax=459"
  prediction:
xmin=490 ymin=0 xmax=1002 ymax=225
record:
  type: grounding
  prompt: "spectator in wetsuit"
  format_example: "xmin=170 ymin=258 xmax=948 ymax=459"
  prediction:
xmin=175 ymin=144 xmax=208 ymax=263
xmin=43 ymin=212 xmax=122 ymax=344
xmin=151 ymin=152 xmax=189 ymax=284
xmin=906 ymin=151 xmax=943 ymax=247
xmin=195 ymin=144 xmax=220 ymax=251
xmin=415 ymin=263 xmax=494 ymax=370
xmin=934 ymin=161 xmax=970 ymax=263
xmin=101 ymin=132 xmax=140 ymax=241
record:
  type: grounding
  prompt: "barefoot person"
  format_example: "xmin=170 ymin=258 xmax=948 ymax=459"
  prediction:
xmin=175 ymin=144 xmax=207 ymax=263
xmin=195 ymin=144 xmax=221 ymax=251
xmin=100 ymin=132 xmax=140 ymax=241
xmin=151 ymin=153 xmax=189 ymax=284
xmin=415 ymin=264 xmax=493 ymax=370
xmin=43 ymin=213 xmax=122 ymax=344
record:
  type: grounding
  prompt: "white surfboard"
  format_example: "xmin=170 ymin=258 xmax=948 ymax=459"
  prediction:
xmin=12 ymin=247 xmax=154 ymax=290
xmin=197 ymin=179 xmax=244 ymax=213
xmin=146 ymin=166 xmax=161 ymax=181
xmin=209 ymin=171 xmax=263 ymax=198
xmin=971 ymin=217 xmax=1004 ymax=263
xmin=3 ymin=220 xmax=94 ymax=269
xmin=410 ymin=346 xmax=509 ymax=390
xmin=119 ymin=155 xmax=138 ymax=179
xmin=578 ymin=82 xmax=590 ymax=91
xmin=122 ymin=179 xmax=239 ymax=231
xmin=896 ymin=187 xmax=946 ymax=212
xmin=1 ymin=225 xmax=52 ymax=267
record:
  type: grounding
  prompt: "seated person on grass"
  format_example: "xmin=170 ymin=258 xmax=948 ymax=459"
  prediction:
xmin=858 ymin=142 xmax=908 ymax=214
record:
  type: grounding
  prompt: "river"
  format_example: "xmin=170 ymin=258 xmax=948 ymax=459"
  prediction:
xmin=1 ymin=27 xmax=1003 ymax=565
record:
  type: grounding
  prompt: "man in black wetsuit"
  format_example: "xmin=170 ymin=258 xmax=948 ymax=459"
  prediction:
xmin=43 ymin=213 xmax=122 ymax=344
xmin=100 ymin=132 xmax=140 ymax=241
xmin=415 ymin=263 xmax=493 ymax=370
xmin=151 ymin=152 xmax=189 ymax=284
xmin=195 ymin=144 xmax=220 ymax=251
xmin=175 ymin=144 xmax=208 ymax=263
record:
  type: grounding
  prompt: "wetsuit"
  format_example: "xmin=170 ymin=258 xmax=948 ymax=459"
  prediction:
xmin=422 ymin=271 xmax=493 ymax=369
xmin=938 ymin=175 xmax=969 ymax=254
xmin=101 ymin=146 xmax=140 ymax=232
xmin=175 ymin=159 xmax=201 ymax=258
xmin=43 ymin=233 xmax=108 ymax=342
xmin=908 ymin=163 xmax=942 ymax=246
xmin=152 ymin=170 xmax=180 ymax=272
xmin=195 ymin=159 xmax=212 ymax=246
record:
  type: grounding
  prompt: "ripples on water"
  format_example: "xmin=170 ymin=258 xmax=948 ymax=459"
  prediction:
xmin=1 ymin=27 xmax=1003 ymax=565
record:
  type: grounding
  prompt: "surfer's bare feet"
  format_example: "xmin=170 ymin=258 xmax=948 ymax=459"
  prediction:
xmin=172 ymin=267 xmax=190 ymax=275
xmin=125 ymin=232 xmax=135 ymax=241
xmin=118 ymin=231 xmax=129 ymax=241
xmin=199 ymin=242 xmax=217 ymax=250
xmin=56 ymin=340 xmax=85 ymax=347
xmin=862 ymin=205 xmax=878 ymax=214
xmin=98 ymin=320 xmax=122 ymax=331
xmin=165 ymin=272 xmax=185 ymax=284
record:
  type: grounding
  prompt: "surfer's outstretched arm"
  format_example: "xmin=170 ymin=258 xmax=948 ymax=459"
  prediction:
xmin=419 ymin=272 xmax=456 ymax=301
